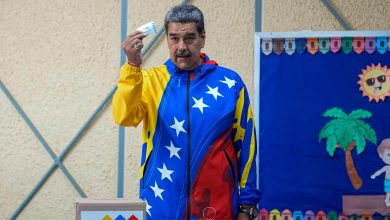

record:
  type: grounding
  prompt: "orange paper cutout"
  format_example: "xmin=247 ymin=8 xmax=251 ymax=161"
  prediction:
xmin=353 ymin=37 xmax=365 ymax=54
xmin=307 ymin=38 xmax=319 ymax=55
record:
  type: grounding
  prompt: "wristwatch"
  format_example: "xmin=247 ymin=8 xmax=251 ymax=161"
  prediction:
xmin=240 ymin=205 xmax=258 ymax=219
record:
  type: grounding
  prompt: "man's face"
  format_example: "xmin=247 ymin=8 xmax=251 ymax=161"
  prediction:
xmin=167 ymin=22 xmax=205 ymax=71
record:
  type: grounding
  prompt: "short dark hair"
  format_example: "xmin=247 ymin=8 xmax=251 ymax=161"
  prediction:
xmin=164 ymin=4 xmax=205 ymax=34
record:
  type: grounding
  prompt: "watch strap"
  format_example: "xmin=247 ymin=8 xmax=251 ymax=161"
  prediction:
xmin=240 ymin=206 xmax=258 ymax=219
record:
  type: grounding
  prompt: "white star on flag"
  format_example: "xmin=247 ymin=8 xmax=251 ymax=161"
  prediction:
xmin=206 ymin=85 xmax=224 ymax=100
xmin=165 ymin=141 xmax=181 ymax=159
xmin=158 ymin=163 xmax=174 ymax=182
xmin=150 ymin=181 xmax=164 ymax=200
xmin=145 ymin=199 xmax=152 ymax=216
xmin=192 ymin=97 xmax=209 ymax=113
xmin=170 ymin=117 xmax=187 ymax=137
xmin=220 ymin=76 xmax=236 ymax=89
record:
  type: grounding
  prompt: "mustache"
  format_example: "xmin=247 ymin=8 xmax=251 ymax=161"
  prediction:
xmin=176 ymin=51 xmax=191 ymax=57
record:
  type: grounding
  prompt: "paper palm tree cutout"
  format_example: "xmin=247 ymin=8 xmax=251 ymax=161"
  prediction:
xmin=319 ymin=107 xmax=377 ymax=189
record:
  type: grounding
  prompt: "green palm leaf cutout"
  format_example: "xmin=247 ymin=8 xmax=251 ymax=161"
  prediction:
xmin=319 ymin=107 xmax=377 ymax=190
xmin=319 ymin=108 xmax=377 ymax=153
xmin=354 ymin=120 xmax=377 ymax=145
xmin=323 ymin=107 xmax=348 ymax=119
xmin=326 ymin=135 xmax=337 ymax=156
xmin=342 ymin=120 xmax=357 ymax=148
xmin=319 ymin=120 xmax=337 ymax=141
xmin=333 ymin=122 xmax=344 ymax=149
xmin=354 ymin=133 xmax=366 ymax=155
xmin=348 ymin=109 xmax=372 ymax=119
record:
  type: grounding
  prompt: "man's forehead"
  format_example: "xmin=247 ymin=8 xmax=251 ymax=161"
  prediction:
xmin=168 ymin=31 xmax=197 ymax=36
xmin=167 ymin=22 xmax=199 ymax=34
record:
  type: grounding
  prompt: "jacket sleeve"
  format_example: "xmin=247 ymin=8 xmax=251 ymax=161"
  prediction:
xmin=112 ymin=62 xmax=148 ymax=127
xmin=232 ymin=84 xmax=261 ymax=206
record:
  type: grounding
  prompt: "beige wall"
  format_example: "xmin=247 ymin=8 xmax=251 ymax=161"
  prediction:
xmin=263 ymin=0 xmax=390 ymax=31
xmin=0 ymin=0 xmax=389 ymax=219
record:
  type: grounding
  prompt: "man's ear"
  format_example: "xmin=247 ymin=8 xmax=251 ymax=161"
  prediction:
xmin=200 ymin=31 xmax=206 ymax=48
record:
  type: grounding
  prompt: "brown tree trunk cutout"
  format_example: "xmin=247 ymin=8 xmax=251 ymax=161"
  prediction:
xmin=345 ymin=140 xmax=363 ymax=189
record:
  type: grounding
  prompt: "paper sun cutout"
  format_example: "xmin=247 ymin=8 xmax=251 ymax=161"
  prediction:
xmin=358 ymin=63 xmax=390 ymax=102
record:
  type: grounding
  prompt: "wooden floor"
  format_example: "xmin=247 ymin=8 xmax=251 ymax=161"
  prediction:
xmin=343 ymin=195 xmax=390 ymax=215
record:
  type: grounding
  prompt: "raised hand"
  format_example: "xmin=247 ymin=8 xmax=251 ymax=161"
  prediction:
xmin=121 ymin=31 xmax=147 ymax=66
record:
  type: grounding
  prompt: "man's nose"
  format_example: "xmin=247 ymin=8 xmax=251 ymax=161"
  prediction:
xmin=178 ymin=39 xmax=187 ymax=50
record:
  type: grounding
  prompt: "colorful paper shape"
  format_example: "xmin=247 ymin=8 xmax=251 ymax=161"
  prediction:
xmin=293 ymin=211 xmax=305 ymax=220
xmin=305 ymin=211 xmax=315 ymax=220
xmin=357 ymin=63 xmax=390 ymax=102
xmin=285 ymin=38 xmax=296 ymax=55
xmin=365 ymin=37 xmax=376 ymax=54
xmin=307 ymin=38 xmax=319 ymax=55
xmin=273 ymin=38 xmax=285 ymax=55
xmin=361 ymin=212 xmax=373 ymax=220
xmin=259 ymin=208 xmax=269 ymax=220
xmin=376 ymin=37 xmax=388 ymax=54
xmin=388 ymin=36 xmax=390 ymax=52
xmin=128 ymin=215 xmax=139 ymax=220
xmin=281 ymin=209 xmax=292 ymax=220
xmin=103 ymin=215 xmax=113 ymax=220
xmin=262 ymin=38 xmax=273 ymax=55
xmin=342 ymin=37 xmax=353 ymax=54
xmin=353 ymin=37 xmax=365 ymax=54
xmin=315 ymin=211 xmax=326 ymax=220
xmin=349 ymin=214 xmax=360 ymax=220
xmin=318 ymin=38 xmax=330 ymax=54
xmin=296 ymin=38 xmax=307 ymax=54
xmin=330 ymin=37 xmax=342 ymax=53
xmin=115 ymin=215 xmax=126 ymax=220
xmin=338 ymin=213 xmax=349 ymax=220
xmin=327 ymin=211 xmax=338 ymax=220
xmin=270 ymin=209 xmax=281 ymax=220
xmin=372 ymin=213 xmax=383 ymax=220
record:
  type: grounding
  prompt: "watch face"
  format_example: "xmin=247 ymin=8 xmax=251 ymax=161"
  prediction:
xmin=251 ymin=207 xmax=258 ymax=217
xmin=240 ymin=206 xmax=258 ymax=218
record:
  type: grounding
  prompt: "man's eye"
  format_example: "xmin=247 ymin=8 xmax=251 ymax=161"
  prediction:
xmin=185 ymin=37 xmax=195 ymax=42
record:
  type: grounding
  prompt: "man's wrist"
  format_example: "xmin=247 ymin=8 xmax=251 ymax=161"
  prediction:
xmin=239 ymin=204 xmax=258 ymax=219
xmin=127 ymin=59 xmax=141 ymax=67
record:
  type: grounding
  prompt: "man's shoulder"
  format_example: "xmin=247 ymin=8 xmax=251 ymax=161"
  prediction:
xmin=212 ymin=65 xmax=244 ymax=84
xmin=213 ymin=65 xmax=240 ymax=75
xmin=147 ymin=64 xmax=167 ymax=71
xmin=144 ymin=64 xmax=168 ymax=75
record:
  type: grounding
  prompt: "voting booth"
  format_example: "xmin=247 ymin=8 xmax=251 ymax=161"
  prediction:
xmin=75 ymin=199 xmax=146 ymax=220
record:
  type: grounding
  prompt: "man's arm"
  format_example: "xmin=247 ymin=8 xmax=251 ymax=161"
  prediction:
xmin=112 ymin=31 xmax=147 ymax=126
xmin=232 ymin=82 xmax=261 ymax=212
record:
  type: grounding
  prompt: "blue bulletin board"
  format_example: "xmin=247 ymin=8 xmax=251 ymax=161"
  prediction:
xmin=254 ymin=31 xmax=390 ymax=217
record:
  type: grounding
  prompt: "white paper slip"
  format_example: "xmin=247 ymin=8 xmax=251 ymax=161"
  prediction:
xmin=136 ymin=22 xmax=157 ymax=36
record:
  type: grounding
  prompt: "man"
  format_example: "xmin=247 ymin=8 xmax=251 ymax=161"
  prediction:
xmin=113 ymin=4 xmax=260 ymax=220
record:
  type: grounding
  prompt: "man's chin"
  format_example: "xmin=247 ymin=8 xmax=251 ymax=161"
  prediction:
xmin=176 ymin=62 xmax=195 ymax=71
